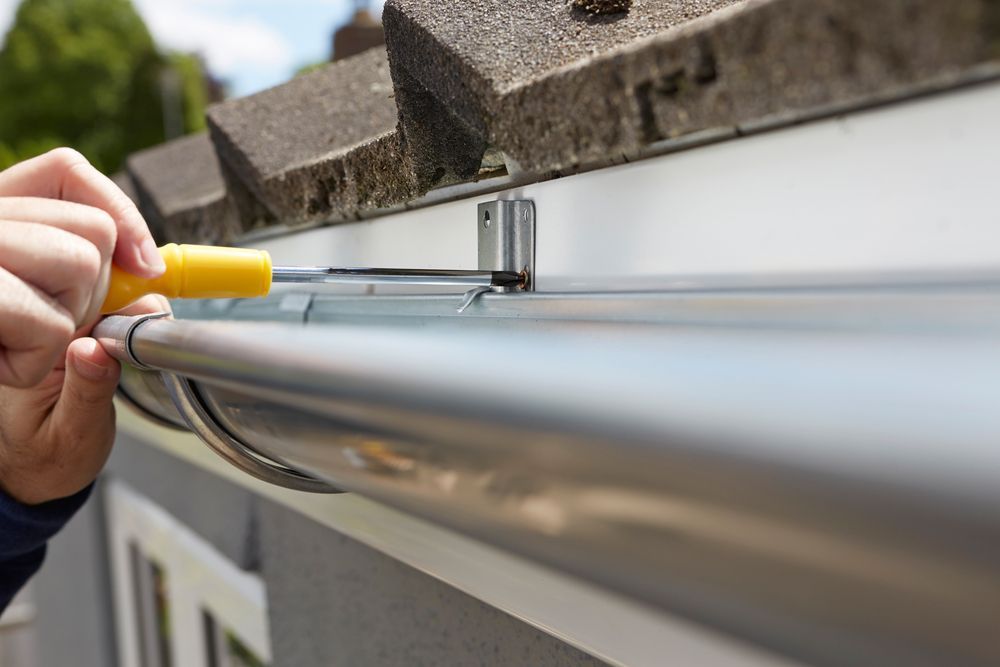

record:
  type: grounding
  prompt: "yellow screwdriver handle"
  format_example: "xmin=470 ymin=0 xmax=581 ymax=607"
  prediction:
xmin=101 ymin=243 xmax=273 ymax=314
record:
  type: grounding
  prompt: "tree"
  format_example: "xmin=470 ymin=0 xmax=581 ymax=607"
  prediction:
xmin=0 ymin=0 xmax=209 ymax=172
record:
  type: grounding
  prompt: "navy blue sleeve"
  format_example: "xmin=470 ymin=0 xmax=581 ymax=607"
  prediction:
xmin=0 ymin=484 xmax=92 ymax=613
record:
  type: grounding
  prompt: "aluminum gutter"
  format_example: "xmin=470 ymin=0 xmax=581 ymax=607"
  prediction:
xmin=96 ymin=299 xmax=1000 ymax=667
xmin=104 ymin=80 xmax=1000 ymax=665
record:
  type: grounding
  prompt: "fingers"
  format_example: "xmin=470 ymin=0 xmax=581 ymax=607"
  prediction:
xmin=0 ymin=268 xmax=76 ymax=388
xmin=0 ymin=148 xmax=164 ymax=278
xmin=117 ymin=293 xmax=173 ymax=317
xmin=2 ymin=337 xmax=119 ymax=505
xmin=53 ymin=337 xmax=119 ymax=454
xmin=0 ymin=199 xmax=118 ymax=323
xmin=61 ymin=336 xmax=121 ymax=398
xmin=0 ymin=220 xmax=109 ymax=326
xmin=0 ymin=197 xmax=117 ymax=257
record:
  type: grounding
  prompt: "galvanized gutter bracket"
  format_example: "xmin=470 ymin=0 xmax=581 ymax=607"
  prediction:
xmin=459 ymin=200 xmax=535 ymax=313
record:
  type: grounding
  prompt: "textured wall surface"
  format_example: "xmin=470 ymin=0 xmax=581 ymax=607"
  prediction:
xmin=106 ymin=433 xmax=260 ymax=569
xmin=258 ymin=499 xmax=610 ymax=667
xmin=32 ymin=481 xmax=117 ymax=667
xmin=29 ymin=436 xmax=609 ymax=666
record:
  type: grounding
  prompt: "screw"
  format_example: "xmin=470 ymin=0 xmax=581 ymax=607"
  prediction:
xmin=483 ymin=211 xmax=491 ymax=228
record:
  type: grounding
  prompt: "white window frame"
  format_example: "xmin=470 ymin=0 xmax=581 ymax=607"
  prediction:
xmin=106 ymin=480 xmax=272 ymax=667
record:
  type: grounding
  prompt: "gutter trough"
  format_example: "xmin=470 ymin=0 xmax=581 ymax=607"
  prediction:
xmin=94 ymin=288 xmax=1000 ymax=667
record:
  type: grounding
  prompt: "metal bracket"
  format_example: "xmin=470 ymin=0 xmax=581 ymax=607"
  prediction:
xmin=478 ymin=200 xmax=535 ymax=291
xmin=460 ymin=200 xmax=535 ymax=312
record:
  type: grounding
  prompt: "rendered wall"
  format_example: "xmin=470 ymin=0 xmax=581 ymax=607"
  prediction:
xmin=28 ymin=434 xmax=608 ymax=666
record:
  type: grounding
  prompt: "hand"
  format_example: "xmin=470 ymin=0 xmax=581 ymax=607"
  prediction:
xmin=0 ymin=295 xmax=171 ymax=505
xmin=0 ymin=148 xmax=168 ymax=505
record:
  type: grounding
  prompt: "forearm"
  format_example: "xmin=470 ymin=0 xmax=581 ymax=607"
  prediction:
xmin=0 ymin=484 xmax=92 ymax=612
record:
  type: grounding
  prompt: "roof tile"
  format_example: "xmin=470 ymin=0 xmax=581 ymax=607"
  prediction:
xmin=385 ymin=0 xmax=1000 ymax=177
xmin=206 ymin=47 xmax=415 ymax=227
xmin=125 ymin=132 xmax=240 ymax=244
xmin=120 ymin=0 xmax=1000 ymax=239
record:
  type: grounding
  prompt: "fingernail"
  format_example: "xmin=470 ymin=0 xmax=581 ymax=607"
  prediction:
xmin=138 ymin=238 xmax=166 ymax=275
xmin=74 ymin=354 xmax=111 ymax=381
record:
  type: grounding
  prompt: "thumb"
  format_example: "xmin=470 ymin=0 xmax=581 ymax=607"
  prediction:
xmin=53 ymin=337 xmax=121 ymax=430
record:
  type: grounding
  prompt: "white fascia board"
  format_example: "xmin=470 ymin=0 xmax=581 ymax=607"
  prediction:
xmin=260 ymin=79 xmax=1000 ymax=294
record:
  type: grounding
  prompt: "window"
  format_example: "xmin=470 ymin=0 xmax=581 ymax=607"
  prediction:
xmin=203 ymin=611 xmax=268 ymax=667
xmin=107 ymin=481 xmax=272 ymax=667
xmin=128 ymin=544 xmax=173 ymax=667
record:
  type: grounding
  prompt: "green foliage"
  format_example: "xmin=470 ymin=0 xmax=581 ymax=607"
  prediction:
xmin=0 ymin=0 xmax=209 ymax=172
xmin=169 ymin=53 xmax=209 ymax=133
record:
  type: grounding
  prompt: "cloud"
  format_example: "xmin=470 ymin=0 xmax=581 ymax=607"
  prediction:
xmin=133 ymin=0 xmax=294 ymax=83
xmin=0 ymin=0 xmax=18 ymax=42
xmin=0 ymin=0 xmax=375 ymax=95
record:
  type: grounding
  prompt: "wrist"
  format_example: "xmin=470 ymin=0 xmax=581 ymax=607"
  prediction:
xmin=0 ymin=482 xmax=94 ymax=559
xmin=0 ymin=461 xmax=91 ymax=506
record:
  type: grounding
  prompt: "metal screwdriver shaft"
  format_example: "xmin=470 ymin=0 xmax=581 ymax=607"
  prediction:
xmin=101 ymin=244 xmax=528 ymax=314
xmin=271 ymin=266 xmax=524 ymax=289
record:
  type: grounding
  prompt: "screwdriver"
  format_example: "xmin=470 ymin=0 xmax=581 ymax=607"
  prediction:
xmin=100 ymin=243 xmax=524 ymax=314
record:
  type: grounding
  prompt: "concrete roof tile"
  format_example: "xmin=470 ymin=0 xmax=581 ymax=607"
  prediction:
xmin=385 ymin=0 xmax=1000 ymax=176
xmin=125 ymin=132 xmax=240 ymax=244
xmin=206 ymin=47 xmax=415 ymax=227
xmin=120 ymin=0 xmax=1000 ymax=238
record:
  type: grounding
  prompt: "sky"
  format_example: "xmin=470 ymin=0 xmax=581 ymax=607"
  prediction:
xmin=0 ymin=0 xmax=386 ymax=97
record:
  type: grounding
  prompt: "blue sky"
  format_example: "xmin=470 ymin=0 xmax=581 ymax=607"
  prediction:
xmin=0 ymin=0 xmax=385 ymax=97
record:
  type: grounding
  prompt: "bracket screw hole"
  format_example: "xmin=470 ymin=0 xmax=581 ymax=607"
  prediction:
xmin=483 ymin=210 xmax=491 ymax=228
